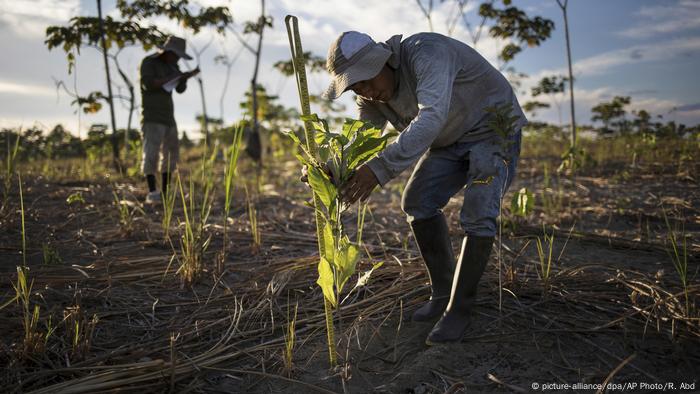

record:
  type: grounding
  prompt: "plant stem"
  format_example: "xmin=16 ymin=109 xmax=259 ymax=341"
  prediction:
xmin=323 ymin=298 xmax=336 ymax=367
xmin=19 ymin=173 xmax=26 ymax=267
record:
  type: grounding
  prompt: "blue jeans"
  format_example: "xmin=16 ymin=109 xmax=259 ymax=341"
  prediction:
xmin=401 ymin=131 xmax=521 ymax=237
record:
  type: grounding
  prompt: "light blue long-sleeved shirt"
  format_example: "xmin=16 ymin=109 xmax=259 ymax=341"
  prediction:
xmin=361 ymin=33 xmax=527 ymax=186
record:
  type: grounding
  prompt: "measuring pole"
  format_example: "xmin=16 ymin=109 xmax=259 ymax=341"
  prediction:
xmin=285 ymin=15 xmax=336 ymax=367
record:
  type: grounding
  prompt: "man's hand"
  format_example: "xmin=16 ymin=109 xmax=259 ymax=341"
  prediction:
xmin=183 ymin=67 xmax=200 ymax=79
xmin=340 ymin=164 xmax=378 ymax=204
xmin=300 ymin=164 xmax=310 ymax=184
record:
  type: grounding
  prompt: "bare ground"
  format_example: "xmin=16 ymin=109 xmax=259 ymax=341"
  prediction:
xmin=0 ymin=154 xmax=698 ymax=393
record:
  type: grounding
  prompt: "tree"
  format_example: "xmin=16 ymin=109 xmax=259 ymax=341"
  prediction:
xmin=214 ymin=45 xmax=246 ymax=123
xmin=273 ymin=51 xmax=326 ymax=76
xmin=45 ymin=125 xmax=85 ymax=158
xmin=46 ymin=7 xmax=166 ymax=166
xmin=415 ymin=0 xmax=436 ymax=32
xmin=478 ymin=0 xmax=554 ymax=65
xmin=246 ymin=0 xmax=272 ymax=162
xmin=225 ymin=1 xmax=272 ymax=162
xmin=531 ymin=75 xmax=568 ymax=125
xmin=180 ymin=130 xmax=195 ymax=149
xmin=187 ymin=39 xmax=215 ymax=145
xmin=522 ymin=100 xmax=550 ymax=119
xmin=632 ymin=109 xmax=652 ymax=134
xmin=591 ymin=96 xmax=630 ymax=134
xmin=97 ymin=0 xmax=119 ymax=169
xmin=555 ymin=0 xmax=577 ymax=155
xmin=414 ymin=1 xmax=554 ymax=69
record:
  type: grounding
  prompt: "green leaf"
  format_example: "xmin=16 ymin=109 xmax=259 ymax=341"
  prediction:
xmin=322 ymin=221 xmax=334 ymax=262
xmin=318 ymin=146 xmax=330 ymax=164
xmin=333 ymin=237 xmax=360 ymax=294
xmin=345 ymin=133 xmax=395 ymax=170
xmin=341 ymin=118 xmax=364 ymax=138
xmin=307 ymin=165 xmax=336 ymax=210
xmin=66 ymin=192 xmax=85 ymax=205
xmin=317 ymin=257 xmax=337 ymax=307
xmin=284 ymin=129 xmax=302 ymax=145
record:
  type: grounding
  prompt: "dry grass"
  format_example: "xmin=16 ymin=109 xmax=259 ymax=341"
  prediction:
xmin=0 ymin=133 xmax=697 ymax=392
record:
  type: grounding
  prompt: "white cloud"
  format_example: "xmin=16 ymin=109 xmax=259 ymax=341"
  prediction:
xmin=2 ymin=0 xmax=698 ymax=136
xmin=619 ymin=0 xmax=700 ymax=38
xmin=0 ymin=0 xmax=80 ymax=38
xmin=526 ymin=36 xmax=700 ymax=88
xmin=273 ymin=0 xmax=501 ymax=61
xmin=0 ymin=79 xmax=55 ymax=97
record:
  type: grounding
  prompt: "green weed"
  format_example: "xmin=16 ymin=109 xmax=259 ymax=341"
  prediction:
xmin=173 ymin=174 xmax=212 ymax=288
xmin=62 ymin=304 xmax=98 ymax=361
xmin=112 ymin=189 xmax=135 ymax=235
xmin=662 ymin=209 xmax=691 ymax=317
xmin=222 ymin=124 xmax=244 ymax=261
xmin=535 ymin=226 xmax=555 ymax=292
xmin=245 ymin=184 xmax=261 ymax=253
xmin=13 ymin=266 xmax=53 ymax=358
xmin=282 ymin=301 xmax=298 ymax=377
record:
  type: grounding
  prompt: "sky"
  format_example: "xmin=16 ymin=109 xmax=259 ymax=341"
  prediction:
xmin=0 ymin=0 xmax=699 ymax=139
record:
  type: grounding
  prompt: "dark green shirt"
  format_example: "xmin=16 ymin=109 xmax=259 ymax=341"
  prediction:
xmin=140 ymin=53 xmax=187 ymax=126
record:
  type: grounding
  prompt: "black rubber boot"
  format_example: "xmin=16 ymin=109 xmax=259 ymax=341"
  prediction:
xmin=146 ymin=174 xmax=157 ymax=192
xmin=410 ymin=215 xmax=456 ymax=322
xmin=426 ymin=235 xmax=493 ymax=345
xmin=162 ymin=172 xmax=171 ymax=195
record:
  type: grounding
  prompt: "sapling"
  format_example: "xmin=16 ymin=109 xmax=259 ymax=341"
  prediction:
xmin=112 ymin=189 xmax=134 ymax=235
xmin=484 ymin=103 xmax=519 ymax=311
xmin=286 ymin=115 xmax=394 ymax=366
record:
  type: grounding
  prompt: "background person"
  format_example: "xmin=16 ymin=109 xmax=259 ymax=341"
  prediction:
xmin=139 ymin=35 xmax=199 ymax=203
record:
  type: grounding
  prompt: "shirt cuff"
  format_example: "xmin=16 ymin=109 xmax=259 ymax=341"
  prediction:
xmin=366 ymin=156 xmax=393 ymax=187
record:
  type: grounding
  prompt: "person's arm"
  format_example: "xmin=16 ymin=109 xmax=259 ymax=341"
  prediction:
xmin=140 ymin=61 xmax=177 ymax=90
xmin=177 ymin=67 xmax=201 ymax=93
xmin=365 ymin=43 xmax=457 ymax=186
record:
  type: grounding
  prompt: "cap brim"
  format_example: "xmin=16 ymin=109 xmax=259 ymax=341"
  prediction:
xmin=159 ymin=47 xmax=193 ymax=60
xmin=323 ymin=45 xmax=391 ymax=100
